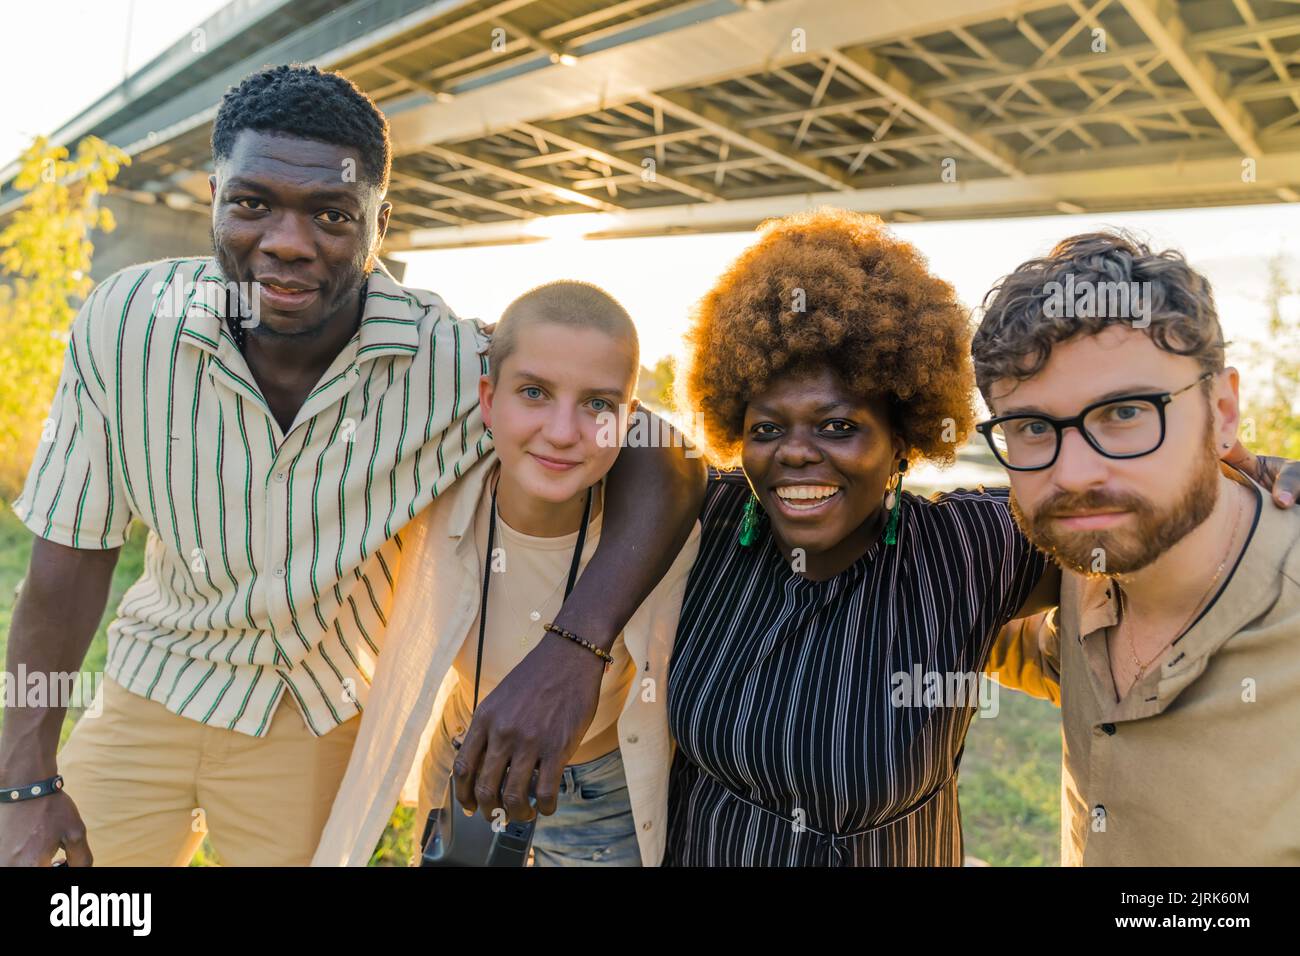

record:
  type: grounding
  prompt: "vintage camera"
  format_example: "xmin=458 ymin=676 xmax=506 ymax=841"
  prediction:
xmin=419 ymin=772 xmax=536 ymax=867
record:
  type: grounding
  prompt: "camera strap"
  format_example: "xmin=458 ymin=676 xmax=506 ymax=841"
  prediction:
xmin=471 ymin=477 xmax=595 ymax=711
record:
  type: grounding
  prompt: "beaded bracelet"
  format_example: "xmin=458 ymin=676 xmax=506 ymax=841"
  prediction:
xmin=3 ymin=774 xmax=63 ymax=803
xmin=543 ymin=622 xmax=615 ymax=664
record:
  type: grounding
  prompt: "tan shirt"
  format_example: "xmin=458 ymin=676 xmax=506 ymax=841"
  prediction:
xmin=12 ymin=258 xmax=489 ymax=738
xmin=451 ymin=474 xmax=635 ymax=763
xmin=312 ymin=451 xmax=702 ymax=866
xmin=987 ymin=467 xmax=1300 ymax=865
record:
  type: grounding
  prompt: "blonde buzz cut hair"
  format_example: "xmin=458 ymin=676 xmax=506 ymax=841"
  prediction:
xmin=488 ymin=280 xmax=640 ymax=389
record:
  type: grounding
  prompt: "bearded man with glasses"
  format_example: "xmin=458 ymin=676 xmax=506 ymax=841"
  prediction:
xmin=976 ymin=369 xmax=1225 ymax=576
xmin=974 ymin=231 xmax=1300 ymax=866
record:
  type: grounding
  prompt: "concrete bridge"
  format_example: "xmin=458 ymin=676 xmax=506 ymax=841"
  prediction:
xmin=3 ymin=0 xmax=1298 ymax=280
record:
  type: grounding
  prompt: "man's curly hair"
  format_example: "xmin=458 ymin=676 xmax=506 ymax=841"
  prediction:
xmin=972 ymin=230 xmax=1224 ymax=402
xmin=212 ymin=64 xmax=391 ymax=192
xmin=678 ymin=207 xmax=975 ymax=468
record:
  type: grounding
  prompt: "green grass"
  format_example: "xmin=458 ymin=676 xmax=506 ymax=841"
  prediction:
xmin=1 ymin=504 xmax=1062 ymax=867
xmin=371 ymin=806 xmax=417 ymax=867
xmin=959 ymin=688 xmax=1063 ymax=866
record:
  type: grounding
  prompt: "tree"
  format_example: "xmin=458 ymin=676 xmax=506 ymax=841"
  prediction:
xmin=1243 ymin=251 xmax=1300 ymax=460
xmin=636 ymin=355 xmax=677 ymax=412
xmin=0 ymin=135 xmax=129 ymax=496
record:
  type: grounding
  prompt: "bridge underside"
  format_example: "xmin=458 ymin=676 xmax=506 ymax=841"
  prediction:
xmin=6 ymin=0 xmax=1299 ymax=268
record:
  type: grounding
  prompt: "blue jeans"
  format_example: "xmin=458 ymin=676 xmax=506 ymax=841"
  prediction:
xmin=531 ymin=747 xmax=642 ymax=867
xmin=418 ymin=693 xmax=641 ymax=867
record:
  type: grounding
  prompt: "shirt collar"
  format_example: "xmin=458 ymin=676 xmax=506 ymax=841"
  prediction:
xmin=1169 ymin=464 xmax=1295 ymax=666
xmin=353 ymin=266 xmax=426 ymax=358
xmin=448 ymin=457 xmax=499 ymax=545
xmin=176 ymin=259 xmax=233 ymax=355
xmin=178 ymin=259 xmax=425 ymax=360
xmin=1077 ymin=573 xmax=1120 ymax=639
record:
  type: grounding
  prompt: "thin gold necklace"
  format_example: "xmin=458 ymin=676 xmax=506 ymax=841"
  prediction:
xmin=1118 ymin=490 xmax=1245 ymax=681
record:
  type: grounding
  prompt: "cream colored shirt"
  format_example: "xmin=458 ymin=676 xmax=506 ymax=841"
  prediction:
xmin=451 ymin=479 xmax=635 ymax=759
xmin=312 ymin=451 xmax=702 ymax=866
xmin=987 ymin=466 xmax=1300 ymax=865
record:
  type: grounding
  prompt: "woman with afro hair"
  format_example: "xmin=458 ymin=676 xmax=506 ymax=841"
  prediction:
xmin=661 ymin=208 xmax=1058 ymax=866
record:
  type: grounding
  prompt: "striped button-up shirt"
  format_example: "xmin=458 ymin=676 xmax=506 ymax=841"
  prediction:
xmin=12 ymin=257 xmax=490 ymax=737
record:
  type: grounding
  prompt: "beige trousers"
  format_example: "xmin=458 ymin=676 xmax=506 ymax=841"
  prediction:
xmin=57 ymin=676 xmax=360 ymax=866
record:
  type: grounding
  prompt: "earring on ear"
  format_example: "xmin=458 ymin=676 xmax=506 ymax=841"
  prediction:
xmin=739 ymin=493 xmax=763 ymax=546
xmin=884 ymin=459 xmax=908 ymax=546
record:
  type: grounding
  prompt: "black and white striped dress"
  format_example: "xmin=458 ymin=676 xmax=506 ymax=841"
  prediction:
xmin=664 ymin=470 xmax=1047 ymax=866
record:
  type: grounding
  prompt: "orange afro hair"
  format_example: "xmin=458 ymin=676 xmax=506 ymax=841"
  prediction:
xmin=678 ymin=207 xmax=976 ymax=468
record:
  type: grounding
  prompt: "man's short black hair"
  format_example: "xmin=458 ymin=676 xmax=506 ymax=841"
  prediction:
xmin=211 ymin=63 xmax=391 ymax=192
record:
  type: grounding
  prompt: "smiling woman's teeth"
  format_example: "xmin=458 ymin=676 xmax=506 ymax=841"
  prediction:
xmin=775 ymin=485 xmax=839 ymax=509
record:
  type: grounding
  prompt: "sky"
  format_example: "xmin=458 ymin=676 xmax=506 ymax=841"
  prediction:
xmin=0 ymin=0 xmax=230 ymax=166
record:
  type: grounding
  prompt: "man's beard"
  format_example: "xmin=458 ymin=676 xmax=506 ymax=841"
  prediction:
xmin=1009 ymin=426 xmax=1221 ymax=577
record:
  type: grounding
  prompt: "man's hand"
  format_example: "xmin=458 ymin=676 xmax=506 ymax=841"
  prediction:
xmin=1224 ymin=441 xmax=1300 ymax=507
xmin=0 ymin=793 xmax=92 ymax=866
xmin=0 ymin=536 xmax=118 ymax=865
xmin=452 ymin=635 xmax=604 ymax=822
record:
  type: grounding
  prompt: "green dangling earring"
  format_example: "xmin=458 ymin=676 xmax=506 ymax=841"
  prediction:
xmin=884 ymin=459 xmax=908 ymax=546
xmin=739 ymin=493 xmax=763 ymax=546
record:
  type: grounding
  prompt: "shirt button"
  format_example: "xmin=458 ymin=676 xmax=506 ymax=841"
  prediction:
xmin=274 ymin=472 xmax=286 ymax=483
xmin=625 ymin=734 xmax=638 ymax=745
xmin=641 ymin=821 xmax=652 ymax=831
xmin=273 ymin=567 xmax=285 ymax=578
xmin=1100 ymin=722 xmax=1116 ymax=735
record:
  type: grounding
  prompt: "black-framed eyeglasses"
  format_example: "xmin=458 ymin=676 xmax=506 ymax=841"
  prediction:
xmin=975 ymin=371 xmax=1213 ymax=472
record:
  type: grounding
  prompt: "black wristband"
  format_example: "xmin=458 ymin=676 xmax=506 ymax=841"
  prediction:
xmin=3 ymin=774 xmax=64 ymax=803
